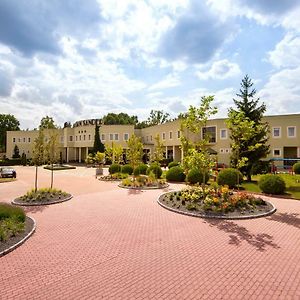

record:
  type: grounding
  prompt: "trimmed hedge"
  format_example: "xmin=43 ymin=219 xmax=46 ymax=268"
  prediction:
xmin=133 ymin=164 xmax=148 ymax=176
xmin=258 ymin=174 xmax=286 ymax=195
xmin=0 ymin=159 xmax=22 ymax=166
xmin=166 ymin=166 xmax=185 ymax=182
xmin=293 ymin=162 xmax=300 ymax=174
xmin=109 ymin=163 xmax=121 ymax=174
xmin=168 ymin=161 xmax=180 ymax=169
xmin=217 ymin=168 xmax=243 ymax=188
xmin=121 ymin=164 xmax=133 ymax=175
xmin=187 ymin=168 xmax=209 ymax=184
xmin=147 ymin=163 xmax=162 ymax=179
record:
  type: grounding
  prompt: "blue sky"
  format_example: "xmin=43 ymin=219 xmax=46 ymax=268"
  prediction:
xmin=0 ymin=0 xmax=300 ymax=129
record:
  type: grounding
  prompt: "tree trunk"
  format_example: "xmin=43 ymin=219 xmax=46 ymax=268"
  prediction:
xmin=246 ymin=172 xmax=252 ymax=182
xmin=51 ymin=163 xmax=54 ymax=189
xmin=35 ymin=165 xmax=38 ymax=192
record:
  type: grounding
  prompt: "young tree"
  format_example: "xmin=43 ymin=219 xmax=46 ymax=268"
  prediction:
xmin=39 ymin=116 xmax=57 ymax=129
xmin=93 ymin=124 xmax=105 ymax=153
xmin=151 ymin=134 xmax=165 ymax=164
xmin=32 ymin=130 xmax=45 ymax=192
xmin=105 ymin=142 xmax=123 ymax=164
xmin=180 ymin=95 xmax=218 ymax=185
xmin=126 ymin=134 xmax=143 ymax=170
xmin=45 ymin=130 xmax=60 ymax=189
xmin=12 ymin=144 xmax=20 ymax=158
xmin=0 ymin=114 xmax=20 ymax=152
xmin=228 ymin=75 xmax=270 ymax=181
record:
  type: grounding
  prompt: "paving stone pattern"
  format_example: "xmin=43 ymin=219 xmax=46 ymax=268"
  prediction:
xmin=0 ymin=166 xmax=299 ymax=299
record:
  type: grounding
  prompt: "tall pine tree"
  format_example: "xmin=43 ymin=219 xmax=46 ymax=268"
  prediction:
xmin=93 ymin=124 xmax=105 ymax=153
xmin=228 ymin=75 xmax=270 ymax=181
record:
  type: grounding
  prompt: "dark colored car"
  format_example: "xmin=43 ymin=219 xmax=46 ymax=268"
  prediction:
xmin=0 ymin=167 xmax=17 ymax=178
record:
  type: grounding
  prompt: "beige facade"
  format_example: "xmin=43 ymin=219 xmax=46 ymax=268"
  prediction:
xmin=6 ymin=114 xmax=300 ymax=166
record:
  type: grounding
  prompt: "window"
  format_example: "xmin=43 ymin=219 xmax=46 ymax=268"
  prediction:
xmin=114 ymin=133 xmax=119 ymax=141
xmin=18 ymin=138 xmax=21 ymax=142
xmin=202 ymin=126 xmax=216 ymax=143
xmin=79 ymin=135 xmax=81 ymax=141
xmin=272 ymin=127 xmax=281 ymax=138
xmin=169 ymin=131 xmax=173 ymax=139
xmin=60 ymin=136 xmax=64 ymax=143
xmin=101 ymin=134 xmax=105 ymax=141
xmin=23 ymin=137 xmax=26 ymax=143
xmin=83 ymin=135 xmax=86 ymax=141
xmin=273 ymin=149 xmax=281 ymax=156
xmin=88 ymin=134 xmax=91 ymax=140
xmin=220 ymin=129 xmax=227 ymax=139
xmin=28 ymin=138 xmax=31 ymax=143
xmin=69 ymin=136 xmax=73 ymax=142
xmin=177 ymin=131 xmax=181 ymax=139
xmin=109 ymin=134 xmax=114 ymax=141
xmin=124 ymin=133 xmax=129 ymax=141
xmin=13 ymin=138 xmax=16 ymax=143
xmin=287 ymin=126 xmax=296 ymax=138
xmin=220 ymin=148 xmax=224 ymax=153
xmin=150 ymin=135 xmax=152 ymax=141
xmin=76 ymin=136 xmax=78 ymax=141
xmin=162 ymin=132 xmax=166 ymax=140
xmin=146 ymin=136 xmax=149 ymax=142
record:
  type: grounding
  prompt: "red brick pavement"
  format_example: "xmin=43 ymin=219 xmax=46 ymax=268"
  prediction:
xmin=0 ymin=166 xmax=299 ymax=299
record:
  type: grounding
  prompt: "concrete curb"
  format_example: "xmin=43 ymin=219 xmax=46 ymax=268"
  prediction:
xmin=12 ymin=195 xmax=73 ymax=206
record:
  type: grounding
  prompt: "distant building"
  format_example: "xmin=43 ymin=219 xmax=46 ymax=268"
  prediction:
xmin=6 ymin=114 xmax=300 ymax=167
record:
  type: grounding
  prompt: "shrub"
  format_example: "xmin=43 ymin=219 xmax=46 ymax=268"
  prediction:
xmin=293 ymin=162 xmax=300 ymax=174
xmin=0 ymin=203 xmax=25 ymax=222
xmin=258 ymin=174 xmax=286 ymax=195
xmin=147 ymin=163 xmax=162 ymax=179
xmin=187 ymin=168 xmax=209 ymax=184
xmin=109 ymin=163 xmax=121 ymax=174
xmin=252 ymin=160 xmax=270 ymax=175
xmin=166 ymin=166 xmax=185 ymax=182
xmin=121 ymin=164 xmax=133 ymax=175
xmin=168 ymin=161 xmax=180 ymax=169
xmin=217 ymin=168 xmax=243 ymax=188
xmin=133 ymin=164 xmax=148 ymax=176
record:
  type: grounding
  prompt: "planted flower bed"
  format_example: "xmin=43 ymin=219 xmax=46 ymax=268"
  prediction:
xmin=158 ymin=185 xmax=275 ymax=219
xmin=13 ymin=188 xmax=72 ymax=206
xmin=0 ymin=203 xmax=35 ymax=256
xmin=99 ymin=172 xmax=129 ymax=181
xmin=119 ymin=174 xmax=168 ymax=189
xmin=44 ymin=164 xmax=76 ymax=171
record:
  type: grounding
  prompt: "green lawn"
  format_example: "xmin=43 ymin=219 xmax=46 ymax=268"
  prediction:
xmin=0 ymin=178 xmax=16 ymax=183
xmin=241 ymin=174 xmax=300 ymax=200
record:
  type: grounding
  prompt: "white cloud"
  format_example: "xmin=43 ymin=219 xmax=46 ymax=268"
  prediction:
xmin=196 ymin=59 xmax=241 ymax=80
xmin=268 ymin=32 xmax=300 ymax=68
xmin=148 ymin=74 xmax=181 ymax=91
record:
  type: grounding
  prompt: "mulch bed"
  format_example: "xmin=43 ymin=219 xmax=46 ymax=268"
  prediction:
xmin=0 ymin=216 xmax=36 ymax=257
xmin=158 ymin=192 xmax=276 ymax=220
xmin=119 ymin=183 xmax=169 ymax=190
xmin=12 ymin=194 xmax=72 ymax=206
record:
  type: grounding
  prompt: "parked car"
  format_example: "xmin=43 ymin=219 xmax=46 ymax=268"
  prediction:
xmin=0 ymin=167 xmax=16 ymax=178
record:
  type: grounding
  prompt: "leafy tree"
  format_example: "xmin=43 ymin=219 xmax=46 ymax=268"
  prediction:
xmin=180 ymin=95 xmax=217 ymax=186
xmin=151 ymin=134 xmax=165 ymax=163
xmin=32 ymin=130 xmax=45 ymax=192
xmin=45 ymin=130 xmax=60 ymax=189
xmin=228 ymin=75 xmax=270 ymax=181
xmin=93 ymin=124 xmax=105 ymax=153
xmin=147 ymin=110 xmax=170 ymax=126
xmin=39 ymin=116 xmax=57 ymax=129
xmin=105 ymin=142 xmax=123 ymax=164
xmin=126 ymin=134 xmax=143 ymax=170
xmin=0 ymin=114 xmax=20 ymax=152
xmin=12 ymin=145 xmax=20 ymax=158
xmin=102 ymin=113 xmax=138 ymax=125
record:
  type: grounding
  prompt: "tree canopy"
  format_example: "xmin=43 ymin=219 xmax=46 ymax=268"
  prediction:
xmin=102 ymin=113 xmax=138 ymax=125
xmin=39 ymin=116 xmax=57 ymax=129
xmin=0 ymin=114 xmax=20 ymax=152
xmin=228 ymin=75 xmax=269 ymax=181
xmin=146 ymin=110 xmax=170 ymax=126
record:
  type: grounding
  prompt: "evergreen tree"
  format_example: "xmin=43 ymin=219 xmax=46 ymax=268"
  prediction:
xmin=12 ymin=144 xmax=20 ymax=158
xmin=93 ymin=124 xmax=105 ymax=153
xmin=228 ymin=75 xmax=270 ymax=181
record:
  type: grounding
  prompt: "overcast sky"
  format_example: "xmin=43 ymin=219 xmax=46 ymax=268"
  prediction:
xmin=0 ymin=0 xmax=300 ymax=129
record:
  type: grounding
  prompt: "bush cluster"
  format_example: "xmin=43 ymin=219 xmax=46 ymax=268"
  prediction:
xmin=187 ymin=168 xmax=209 ymax=184
xmin=168 ymin=161 xmax=180 ymax=169
xmin=258 ymin=174 xmax=286 ymax=195
xmin=147 ymin=163 xmax=162 ymax=179
xmin=121 ymin=164 xmax=133 ymax=175
xmin=133 ymin=164 xmax=148 ymax=176
xmin=217 ymin=168 xmax=243 ymax=188
xmin=293 ymin=162 xmax=300 ymax=174
xmin=166 ymin=166 xmax=185 ymax=182
xmin=109 ymin=163 xmax=121 ymax=174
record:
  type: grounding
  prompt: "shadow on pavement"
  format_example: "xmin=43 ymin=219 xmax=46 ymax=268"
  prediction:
xmin=23 ymin=205 xmax=49 ymax=214
xmin=127 ymin=189 xmax=144 ymax=196
xmin=204 ymin=219 xmax=280 ymax=252
xmin=267 ymin=212 xmax=300 ymax=229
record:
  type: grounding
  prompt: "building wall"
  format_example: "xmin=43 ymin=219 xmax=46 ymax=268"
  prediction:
xmin=6 ymin=114 xmax=300 ymax=165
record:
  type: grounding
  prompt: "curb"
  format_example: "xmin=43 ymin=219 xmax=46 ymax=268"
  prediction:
xmin=157 ymin=191 xmax=277 ymax=220
xmin=0 ymin=216 xmax=36 ymax=257
xmin=12 ymin=195 xmax=73 ymax=206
